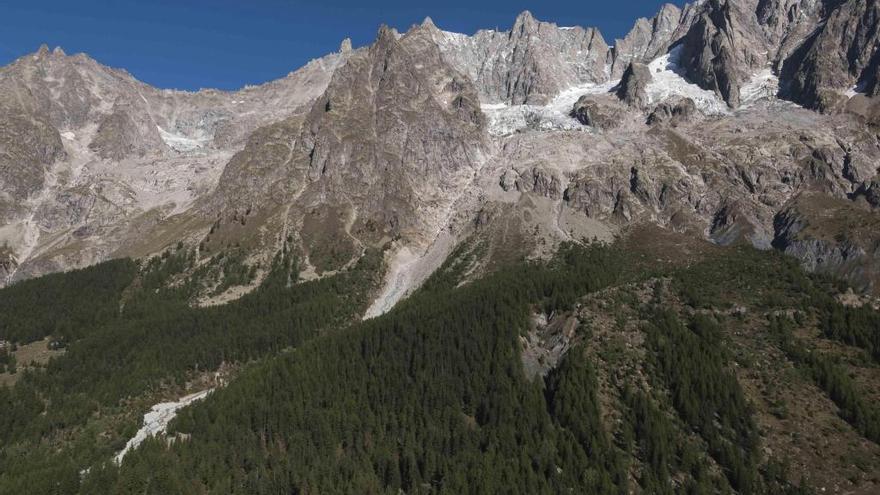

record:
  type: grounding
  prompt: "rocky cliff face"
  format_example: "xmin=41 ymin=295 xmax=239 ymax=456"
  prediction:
xmin=781 ymin=0 xmax=880 ymax=111
xmin=610 ymin=3 xmax=687 ymax=78
xmin=294 ymin=24 xmax=486 ymax=242
xmin=677 ymin=0 xmax=752 ymax=108
xmin=0 ymin=42 xmax=349 ymax=285
xmin=615 ymin=62 xmax=652 ymax=108
xmin=773 ymin=194 xmax=880 ymax=291
xmin=430 ymin=12 xmax=610 ymax=105
xmin=3 ymin=1 xmax=880 ymax=306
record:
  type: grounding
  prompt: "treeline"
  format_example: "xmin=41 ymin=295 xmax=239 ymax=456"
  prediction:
xmin=0 ymin=246 xmax=381 ymax=494
xmin=645 ymin=311 xmax=762 ymax=493
xmin=78 ymin=244 xmax=631 ymax=494
xmin=815 ymin=299 xmax=880 ymax=364
xmin=620 ymin=386 xmax=722 ymax=494
xmin=677 ymin=246 xmax=880 ymax=370
xmin=75 ymin=243 xmax=815 ymax=494
xmin=0 ymin=259 xmax=137 ymax=344
xmin=0 ymin=240 xmax=837 ymax=493
xmin=770 ymin=316 xmax=880 ymax=444
xmin=673 ymin=246 xmax=821 ymax=312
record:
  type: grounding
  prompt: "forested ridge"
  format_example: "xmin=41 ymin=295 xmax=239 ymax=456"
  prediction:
xmin=0 ymin=259 xmax=138 ymax=344
xmin=82 ymin=244 xmax=637 ymax=494
xmin=0 ymin=245 xmax=381 ymax=493
xmin=1 ymin=238 xmax=879 ymax=493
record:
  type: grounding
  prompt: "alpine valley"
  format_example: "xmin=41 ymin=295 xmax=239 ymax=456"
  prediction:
xmin=3 ymin=1 xmax=880 ymax=493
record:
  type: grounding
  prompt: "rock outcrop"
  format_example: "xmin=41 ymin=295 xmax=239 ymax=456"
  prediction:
xmin=610 ymin=3 xmax=686 ymax=78
xmin=89 ymin=102 xmax=165 ymax=159
xmin=646 ymin=97 xmax=697 ymax=126
xmin=781 ymin=0 xmax=880 ymax=111
xmin=773 ymin=196 xmax=880 ymax=292
xmin=571 ymin=95 xmax=626 ymax=130
xmin=0 ymin=108 xmax=65 ymax=221
xmin=676 ymin=0 xmax=758 ymax=108
xmin=294 ymin=24 xmax=486 ymax=243
xmin=615 ymin=62 xmax=652 ymax=108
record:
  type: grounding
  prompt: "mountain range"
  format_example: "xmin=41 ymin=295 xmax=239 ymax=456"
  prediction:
xmin=3 ymin=0 xmax=880 ymax=310
xmin=3 ymin=1 xmax=880 ymax=493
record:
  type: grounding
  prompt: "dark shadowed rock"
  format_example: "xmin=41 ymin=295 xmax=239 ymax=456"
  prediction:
xmin=571 ymin=95 xmax=626 ymax=130
xmin=773 ymin=196 xmax=880 ymax=292
xmin=676 ymin=0 xmax=745 ymax=108
xmin=615 ymin=62 xmax=652 ymax=108
xmin=781 ymin=0 xmax=880 ymax=112
xmin=647 ymin=97 xmax=697 ymax=126
xmin=853 ymin=179 xmax=880 ymax=208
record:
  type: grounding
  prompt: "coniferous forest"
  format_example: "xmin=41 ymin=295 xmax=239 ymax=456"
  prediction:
xmin=1 ymin=238 xmax=879 ymax=494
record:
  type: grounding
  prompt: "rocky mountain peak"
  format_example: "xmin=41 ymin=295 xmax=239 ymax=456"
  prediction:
xmin=431 ymin=11 xmax=610 ymax=105
xmin=676 ymin=0 xmax=749 ymax=108
xmin=610 ymin=2 xmax=684 ymax=78
xmin=375 ymin=24 xmax=400 ymax=45
xmin=512 ymin=10 xmax=539 ymax=32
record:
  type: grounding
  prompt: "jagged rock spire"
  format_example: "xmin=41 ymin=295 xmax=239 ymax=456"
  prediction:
xmin=615 ymin=62 xmax=651 ymax=108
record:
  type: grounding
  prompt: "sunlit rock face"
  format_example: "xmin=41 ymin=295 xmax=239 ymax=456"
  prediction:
xmin=4 ymin=2 xmax=880 ymax=303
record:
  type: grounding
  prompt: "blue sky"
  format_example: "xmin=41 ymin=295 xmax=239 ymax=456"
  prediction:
xmin=0 ymin=1 xmax=685 ymax=91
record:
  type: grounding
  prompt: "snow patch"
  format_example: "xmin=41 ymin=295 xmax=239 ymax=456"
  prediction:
xmin=60 ymin=131 xmax=76 ymax=140
xmin=646 ymin=46 xmax=729 ymax=115
xmin=157 ymin=125 xmax=211 ymax=153
xmin=114 ymin=389 xmax=213 ymax=465
xmin=845 ymin=81 xmax=868 ymax=98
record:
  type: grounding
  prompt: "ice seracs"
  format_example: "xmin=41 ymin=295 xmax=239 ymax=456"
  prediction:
xmin=739 ymin=68 xmax=780 ymax=106
xmin=156 ymin=125 xmax=211 ymax=153
xmin=481 ymin=81 xmax=619 ymax=136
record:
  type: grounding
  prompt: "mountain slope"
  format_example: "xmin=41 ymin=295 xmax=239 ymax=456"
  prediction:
xmin=3 ymin=2 xmax=880 ymax=492
xmin=0 ymin=42 xmax=351 ymax=286
xmin=3 ymin=1 xmax=880 ymax=303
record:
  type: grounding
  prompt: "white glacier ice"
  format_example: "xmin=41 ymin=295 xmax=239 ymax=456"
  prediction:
xmin=740 ymin=68 xmax=780 ymax=106
xmin=157 ymin=125 xmax=211 ymax=153
xmin=481 ymin=81 xmax=618 ymax=136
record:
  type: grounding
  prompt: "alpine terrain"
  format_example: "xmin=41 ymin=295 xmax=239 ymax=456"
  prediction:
xmin=2 ymin=1 xmax=880 ymax=493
